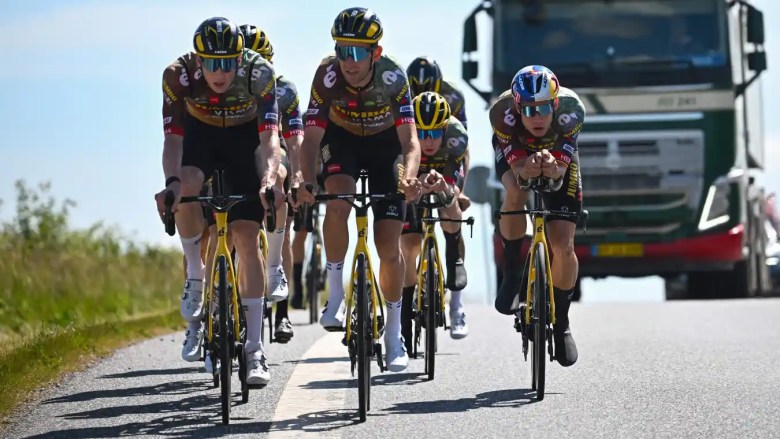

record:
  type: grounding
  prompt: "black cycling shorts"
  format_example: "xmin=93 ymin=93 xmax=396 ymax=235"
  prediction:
xmin=492 ymin=134 xmax=583 ymax=224
xmin=182 ymin=115 xmax=264 ymax=224
xmin=320 ymin=123 xmax=406 ymax=222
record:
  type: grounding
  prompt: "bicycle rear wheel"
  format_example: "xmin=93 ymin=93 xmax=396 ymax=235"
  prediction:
xmin=532 ymin=242 xmax=548 ymax=400
xmin=424 ymin=239 xmax=437 ymax=381
xmin=356 ymin=253 xmax=371 ymax=422
xmin=217 ymin=255 xmax=232 ymax=424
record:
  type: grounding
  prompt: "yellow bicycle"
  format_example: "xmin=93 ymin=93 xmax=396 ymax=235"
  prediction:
xmin=495 ymin=177 xmax=586 ymax=401
xmin=410 ymin=194 xmax=474 ymax=381
xmin=304 ymin=170 xmax=403 ymax=422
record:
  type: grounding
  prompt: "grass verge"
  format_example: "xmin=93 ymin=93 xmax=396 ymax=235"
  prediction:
xmin=0 ymin=309 xmax=181 ymax=424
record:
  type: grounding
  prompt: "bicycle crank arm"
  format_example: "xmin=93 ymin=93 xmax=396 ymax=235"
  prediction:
xmin=374 ymin=343 xmax=386 ymax=372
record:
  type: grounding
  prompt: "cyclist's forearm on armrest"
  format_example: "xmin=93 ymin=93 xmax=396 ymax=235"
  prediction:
xmin=162 ymin=134 xmax=183 ymax=181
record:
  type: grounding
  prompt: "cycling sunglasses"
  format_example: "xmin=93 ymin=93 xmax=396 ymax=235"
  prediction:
xmin=335 ymin=45 xmax=372 ymax=62
xmin=199 ymin=56 xmax=240 ymax=72
xmin=417 ymin=129 xmax=445 ymax=140
xmin=519 ymin=102 xmax=555 ymax=118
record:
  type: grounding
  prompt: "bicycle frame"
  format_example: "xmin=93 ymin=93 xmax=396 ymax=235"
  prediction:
xmin=208 ymin=208 xmax=242 ymax=345
xmin=524 ymin=203 xmax=556 ymax=327
xmin=344 ymin=205 xmax=382 ymax=345
xmin=415 ymin=205 xmax=446 ymax=321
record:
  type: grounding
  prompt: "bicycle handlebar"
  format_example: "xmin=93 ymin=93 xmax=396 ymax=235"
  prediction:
xmin=162 ymin=189 xmax=273 ymax=236
xmin=495 ymin=208 xmax=589 ymax=231
xmin=303 ymin=183 xmax=405 ymax=205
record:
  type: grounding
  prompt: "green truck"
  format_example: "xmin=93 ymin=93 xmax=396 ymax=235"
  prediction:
xmin=462 ymin=0 xmax=771 ymax=299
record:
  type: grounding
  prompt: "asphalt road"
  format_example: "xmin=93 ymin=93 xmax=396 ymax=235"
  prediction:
xmin=5 ymin=298 xmax=780 ymax=438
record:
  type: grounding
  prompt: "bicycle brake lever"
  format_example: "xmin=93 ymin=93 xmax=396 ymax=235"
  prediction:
xmin=164 ymin=191 xmax=176 ymax=236
xmin=466 ymin=216 xmax=475 ymax=238
xmin=265 ymin=187 xmax=276 ymax=231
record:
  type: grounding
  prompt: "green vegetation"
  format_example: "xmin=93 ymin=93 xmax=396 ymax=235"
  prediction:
xmin=0 ymin=180 xmax=183 ymax=420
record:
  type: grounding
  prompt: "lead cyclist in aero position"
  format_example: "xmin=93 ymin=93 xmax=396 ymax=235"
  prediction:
xmin=297 ymin=7 xmax=422 ymax=372
xmin=240 ymin=24 xmax=303 ymax=343
xmin=489 ymin=65 xmax=585 ymax=367
xmin=155 ymin=17 xmax=284 ymax=384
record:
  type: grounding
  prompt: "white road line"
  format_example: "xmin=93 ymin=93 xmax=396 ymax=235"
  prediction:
xmin=269 ymin=332 xmax=354 ymax=438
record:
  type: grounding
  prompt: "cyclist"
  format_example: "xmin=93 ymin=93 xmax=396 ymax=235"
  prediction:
xmin=154 ymin=16 xmax=284 ymax=385
xmin=406 ymin=56 xmax=471 ymax=212
xmin=297 ymin=7 xmax=422 ymax=372
xmin=240 ymin=24 xmax=301 ymax=343
xmin=406 ymin=57 xmax=470 ymax=294
xmin=489 ymin=65 xmax=584 ymax=367
xmin=400 ymin=91 xmax=470 ymax=349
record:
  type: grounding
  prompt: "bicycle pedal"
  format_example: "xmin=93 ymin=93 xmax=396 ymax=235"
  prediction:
xmin=325 ymin=326 xmax=346 ymax=333
xmin=341 ymin=335 xmax=348 ymax=347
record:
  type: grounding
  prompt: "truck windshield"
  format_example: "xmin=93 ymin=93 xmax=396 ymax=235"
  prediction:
xmin=496 ymin=0 xmax=729 ymax=87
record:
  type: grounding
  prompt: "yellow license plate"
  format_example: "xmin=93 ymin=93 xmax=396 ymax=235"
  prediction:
xmin=593 ymin=243 xmax=644 ymax=257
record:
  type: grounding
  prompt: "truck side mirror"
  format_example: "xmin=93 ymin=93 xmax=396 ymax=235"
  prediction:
xmin=748 ymin=51 xmax=767 ymax=73
xmin=463 ymin=60 xmax=478 ymax=81
xmin=463 ymin=15 xmax=478 ymax=53
xmin=746 ymin=5 xmax=764 ymax=45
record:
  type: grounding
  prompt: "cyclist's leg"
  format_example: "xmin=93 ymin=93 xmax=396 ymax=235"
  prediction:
xmin=438 ymin=183 xmax=469 ymax=339
xmin=182 ymin=201 xmax=213 ymax=363
xmin=274 ymin=205 xmax=295 ymax=343
xmin=178 ymin=117 xmax=212 ymax=361
xmin=267 ymin=149 xmax=290 ymax=303
xmin=319 ymin=126 xmax=359 ymax=329
xmin=542 ymin=153 xmax=582 ymax=367
xmin=494 ymin=138 xmax=530 ymax=315
xmin=291 ymin=224 xmax=308 ymax=309
xmin=441 ymin=166 xmax=468 ymax=291
xmin=365 ymin=130 xmax=408 ymax=372
xmin=224 ymin=121 xmax=270 ymax=385
xmin=400 ymin=206 xmax=423 ymax=354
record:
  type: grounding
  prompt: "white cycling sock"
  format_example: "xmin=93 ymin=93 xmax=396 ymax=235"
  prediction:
xmin=450 ymin=289 xmax=464 ymax=313
xmin=385 ymin=299 xmax=402 ymax=337
xmin=244 ymin=298 xmax=265 ymax=358
xmin=326 ymin=261 xmax=345 ymax=308
xmin=266 ymin=227 xmax=285 ymax=267
xmin=181 ymin=233 xmax=204 ymax=279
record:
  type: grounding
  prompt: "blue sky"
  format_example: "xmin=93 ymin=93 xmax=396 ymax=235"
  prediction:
xmin=2 ymin=0 xmax=779 ymax=302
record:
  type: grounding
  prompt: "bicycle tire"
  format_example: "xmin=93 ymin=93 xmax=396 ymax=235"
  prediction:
xmin=425 ymin=239 xmax=437 ymax=381
xmin=356 ymin=253 xmax=370 ymax=422
xmin=217 ymin=255 xmax=232 ymax=424
xmin=236 ymin=293 xmax=249 ymax=403
xmin=307 ymin=237 xmax=321 ymax=324
xmin=532 ymin=242 xmax=547 ymax=400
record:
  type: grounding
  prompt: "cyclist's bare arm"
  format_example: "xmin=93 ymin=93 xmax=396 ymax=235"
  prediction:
xmin=278 ymin=77 xmax=304 ymax=188
xmin=299 ymin=61 xmax=334 ymax=200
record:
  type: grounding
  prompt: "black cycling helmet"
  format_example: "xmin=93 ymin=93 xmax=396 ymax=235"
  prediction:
xmin=407 ymin=56 xmax=443 ymax=96
xmin=413 ymin=92 xmax=451 ymax=130
xmin=239 ymin=24 xmax=274 ymax=62
xmin=193 ymin=17 xmax=244 ymax=58
xmin=331 ymin=7 xmax=383 ymax=46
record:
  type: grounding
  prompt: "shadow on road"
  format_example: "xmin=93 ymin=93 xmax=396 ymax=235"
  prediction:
xmin=43 ymin=380 xmax=207 ymax=405
xmin=99 ymin=367 xmax=201 ymax=379
xmin=283 ymin=356 xmax=350 ymax=365
xmin=382 ymin=388 xmax=554 ymax=414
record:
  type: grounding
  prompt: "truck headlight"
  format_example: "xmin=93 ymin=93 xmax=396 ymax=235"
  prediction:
xmin=697 ymin=182 xmax=731 ymax=231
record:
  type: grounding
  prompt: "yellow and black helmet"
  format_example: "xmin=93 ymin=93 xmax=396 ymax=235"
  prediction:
xmin=239 ymin=24 xmax=274 ymax=62
xmin=413 ymin=92 xmax=451 ymax=130
xmin=407 ymin=56 xmax=442 ymax=96
xmin=193 ymin=17 xmax=244 ymax=58
xmin=331 ymin=7 xmax=383 ymax=46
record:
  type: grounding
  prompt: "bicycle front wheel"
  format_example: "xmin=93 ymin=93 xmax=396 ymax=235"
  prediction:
xmin=356 ymin=253 xmax=371 ymax=422
xmin=217 ymin=255 xmax=232 ymax=424
xmin=425 ymin=239 xmax=437 ymax=381
xmin=307 ymin=239 xmax=321 ymax=324
xmin=532 ymin=242 xmax=548 ymax=400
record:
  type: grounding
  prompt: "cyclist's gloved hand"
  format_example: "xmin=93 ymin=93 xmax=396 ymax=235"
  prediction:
xmin=154 ymin=179 xmax=182 ymax=222
xmin=299 ymin=182 xmax=318 ymax=205
xmin=515 ymin=151 xmax=543 ymax=188
xmin=540 ymin=149 xmax=563 ymax=180
xmin=422 ymin=170 xmax=447 ymax=194
xmin=401 ymin=177 xmax=422 ymax=203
